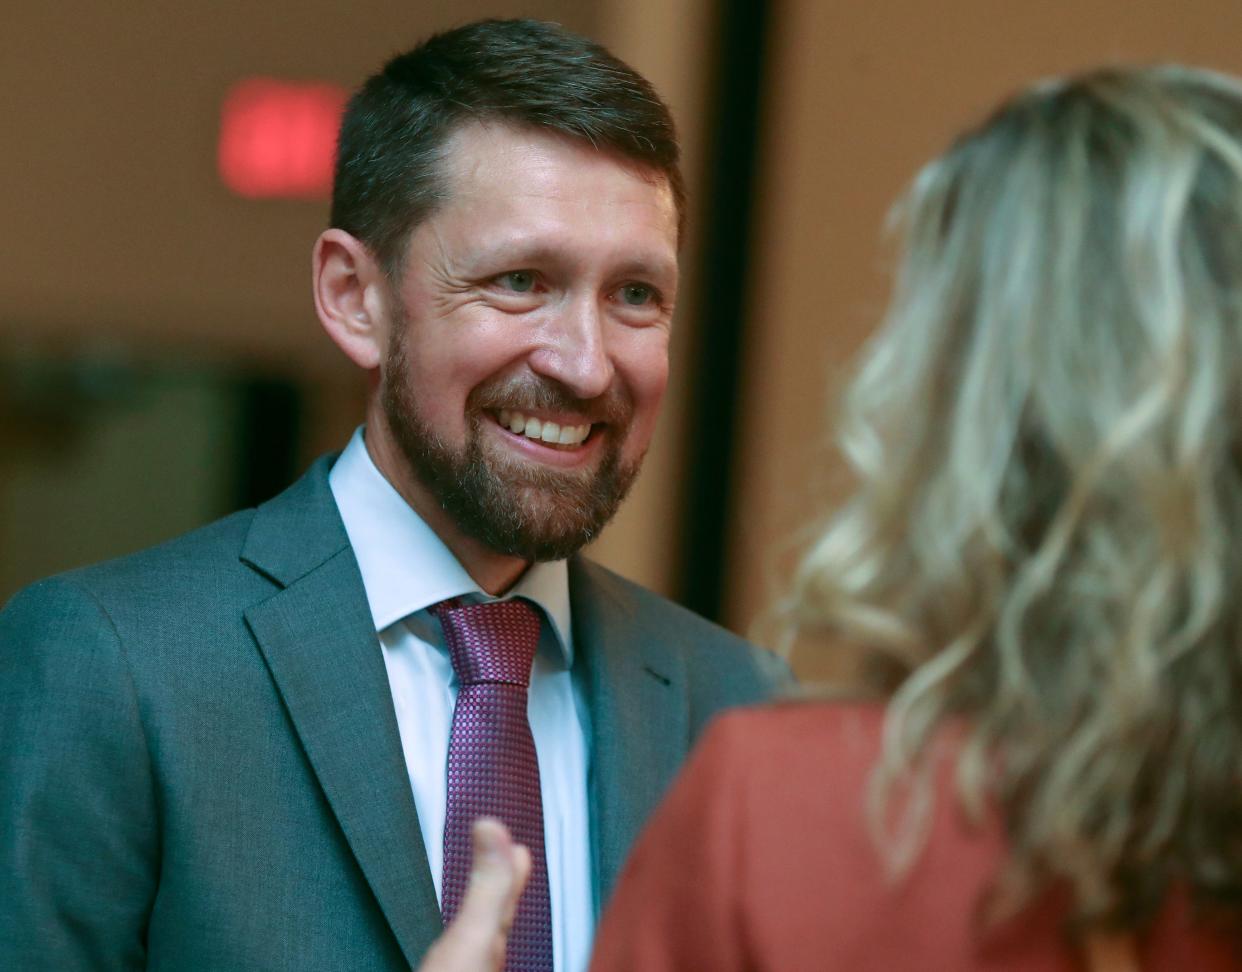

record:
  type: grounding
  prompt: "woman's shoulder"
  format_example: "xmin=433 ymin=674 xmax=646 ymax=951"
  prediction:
xmin=685 ymin=698 xmax=892 ymax=809
xmin=704 ymin=697 xmax=888 ymax=761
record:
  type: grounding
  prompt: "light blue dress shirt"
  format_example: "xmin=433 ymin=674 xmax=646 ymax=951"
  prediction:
xmin=329 ymin=429 xmax=594 ymax=972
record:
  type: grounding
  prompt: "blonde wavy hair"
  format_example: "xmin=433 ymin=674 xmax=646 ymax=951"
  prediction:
xmin=792 ymin=65 xmax=1242 ymax=929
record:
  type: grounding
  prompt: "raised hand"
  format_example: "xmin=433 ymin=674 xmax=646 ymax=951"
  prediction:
xmin=417 ymin=818 xmax=532 ymax=972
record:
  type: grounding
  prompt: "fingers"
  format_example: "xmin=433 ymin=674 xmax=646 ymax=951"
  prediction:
xmin=416 ymin=818 xmax=532 ymax=972
xmin=458 ymin=818 xmax=531 ymax=934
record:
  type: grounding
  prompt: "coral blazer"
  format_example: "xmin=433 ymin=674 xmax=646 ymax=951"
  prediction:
xmin=591 ymin=702 xmax=1237 ymax=971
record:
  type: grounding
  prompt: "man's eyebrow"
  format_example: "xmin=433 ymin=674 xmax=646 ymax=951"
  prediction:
xmin=463 ymin=242 xmax=677 ymax=281
xmin=456 ymin=240 xmax=562 ymax=270
xmin=610 ymin=257 xmax=678 ymax=283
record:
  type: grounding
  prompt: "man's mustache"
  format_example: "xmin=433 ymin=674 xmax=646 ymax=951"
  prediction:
xmin=469 ymin=376 xmax=632 ymax=428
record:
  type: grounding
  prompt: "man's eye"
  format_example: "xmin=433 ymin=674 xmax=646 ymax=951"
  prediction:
xmin=619 ymin=284 xmax=654 ymax=306
xmin=501 ymin=271 xmax=536 ymax=293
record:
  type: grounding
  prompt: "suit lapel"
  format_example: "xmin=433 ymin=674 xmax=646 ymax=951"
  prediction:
xmin=569 ymin=559 xmax=689 ymax=907
xmin=240 ymin=458 xmax=441 ymax=966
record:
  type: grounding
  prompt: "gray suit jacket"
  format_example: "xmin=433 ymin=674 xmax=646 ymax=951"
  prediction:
xmin=0 ymin=455 xmax=785 ymax=971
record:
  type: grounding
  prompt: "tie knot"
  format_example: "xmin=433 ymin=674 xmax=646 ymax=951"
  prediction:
xmin=430 ymin=598 xmax=542 ymax=687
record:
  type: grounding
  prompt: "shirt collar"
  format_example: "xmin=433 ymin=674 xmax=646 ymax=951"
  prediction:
xmin=327 ymin=427 xmax=573 ymax=664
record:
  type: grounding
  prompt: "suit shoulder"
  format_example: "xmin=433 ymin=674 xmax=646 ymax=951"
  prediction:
xmin=570 ymin=557 xmax=792 ymax=698
xmin=2 ymin=507 xmax=261 ymax=622
xmin=72 ymin=507 xmax=257 ymax=585
xmin=571 ymin=557 xmax=755 ymax=651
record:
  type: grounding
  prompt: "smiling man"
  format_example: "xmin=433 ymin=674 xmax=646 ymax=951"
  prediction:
xmin=0 ymin=18 xmax=785 ymax=972
xmin=321 ymin=119 xmax=678 ymax=593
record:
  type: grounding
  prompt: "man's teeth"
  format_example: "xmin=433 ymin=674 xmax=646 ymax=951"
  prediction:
xmin=497 ymin=410 xmax=591 ymax=446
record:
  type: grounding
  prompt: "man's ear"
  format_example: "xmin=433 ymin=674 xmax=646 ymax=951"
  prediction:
xmin=312 ymin=228 xmax=390 ymax=370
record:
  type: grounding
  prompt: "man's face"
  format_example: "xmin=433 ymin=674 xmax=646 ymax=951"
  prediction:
xmin=376 ymin=122 xmax=679 ymax=562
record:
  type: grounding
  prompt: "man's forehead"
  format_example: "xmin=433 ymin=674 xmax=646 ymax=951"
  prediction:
xmin=409 ymin=120 xmax=680 ymax=277
xmin=438 ymin=120 xmax=675 ymax=209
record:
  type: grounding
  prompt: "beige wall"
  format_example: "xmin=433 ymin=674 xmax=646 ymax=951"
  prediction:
xmin=731 ymin=0 xmax=1242 ymax=675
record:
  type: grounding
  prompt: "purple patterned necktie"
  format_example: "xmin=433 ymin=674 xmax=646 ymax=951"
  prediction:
xmin=431 ymin=597 xmax=554 ymax=972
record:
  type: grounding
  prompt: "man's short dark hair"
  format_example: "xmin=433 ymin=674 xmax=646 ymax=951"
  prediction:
xmin=331 ymin=18 xmax=684 ymax=277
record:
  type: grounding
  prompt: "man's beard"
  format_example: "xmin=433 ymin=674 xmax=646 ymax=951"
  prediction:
xmin=380 ymin=327 xmax=645 ymax=562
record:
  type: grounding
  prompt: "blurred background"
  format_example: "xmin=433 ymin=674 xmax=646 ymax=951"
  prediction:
xmin=6 ymin=0 xmax=1242 ymax=679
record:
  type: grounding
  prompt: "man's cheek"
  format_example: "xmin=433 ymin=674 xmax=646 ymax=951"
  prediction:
xmin=635 ymin=365 xmax=671 ymax=428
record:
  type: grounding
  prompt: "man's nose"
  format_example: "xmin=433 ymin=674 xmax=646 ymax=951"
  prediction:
xmin=528 ymin=297 xmax=614 ymax=400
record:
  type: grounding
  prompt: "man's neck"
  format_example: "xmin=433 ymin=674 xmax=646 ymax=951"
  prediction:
xmin=362 ymin=427 xmax=530 ymax=596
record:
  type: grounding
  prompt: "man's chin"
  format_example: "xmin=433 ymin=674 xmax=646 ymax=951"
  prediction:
xmin=448 ymin=458 xmax=640 ymax=562
xmin=473 ymin=486 xmax=612 ymax=558
xmin=451 ymin=505 xmax=596 ymax=562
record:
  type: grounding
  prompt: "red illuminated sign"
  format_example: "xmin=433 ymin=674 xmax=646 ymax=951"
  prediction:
xmin=218 ymin=78 xmax=347 ymax=199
